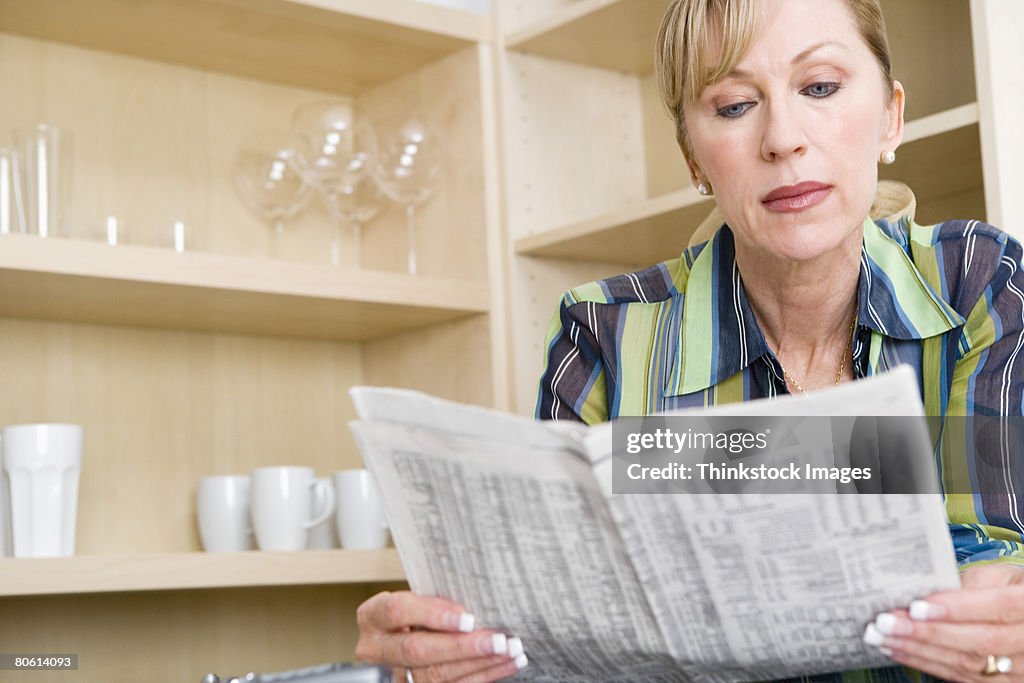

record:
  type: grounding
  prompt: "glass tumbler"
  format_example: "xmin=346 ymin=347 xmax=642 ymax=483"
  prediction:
xmin=12 ymin=124 xmax=74 ymax=238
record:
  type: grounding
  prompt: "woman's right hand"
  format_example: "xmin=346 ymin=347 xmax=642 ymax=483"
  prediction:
xmin=354 ymin=590 xmax=528 ymax=683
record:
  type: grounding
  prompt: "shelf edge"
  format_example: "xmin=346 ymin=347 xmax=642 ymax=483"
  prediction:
xmin=0 ymin=549 xmax=406 ymax=597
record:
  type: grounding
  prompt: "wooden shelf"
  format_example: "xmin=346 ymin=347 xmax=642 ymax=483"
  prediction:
xmin=0 ymin=235 xmax=489 ymax=341
xmin=515 ymin=188 xmax=712 ymax=266
xmin=0 ymin=549 xmax=405 ymax=597
xmin=506 ymin=0 xmax=666 ymax=74
xmin=0 ymin=0 xmax=488 ymax=95
xmin=514 ymin=104 xmax=981 ymax=266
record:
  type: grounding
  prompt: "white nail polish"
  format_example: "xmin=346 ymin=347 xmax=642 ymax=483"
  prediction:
xmin=491 ymin=633 xmax=508 ymax=655
xmin=875 ymin=613 xmax=897 ymax=635
xmin=880 ymin=647 xmax=894 ymax=657
xmin=909 ymin=602 xmax=933 ymax=622
xmin=863 ymin=623 xmax=885 ymax=647
xmin=458 ymin=613 xmax=475 ymax=633
xmin=507 ymin=637 xmax=524 ymax=659
xmin=514 ymin=654 xmax=529 ymax=670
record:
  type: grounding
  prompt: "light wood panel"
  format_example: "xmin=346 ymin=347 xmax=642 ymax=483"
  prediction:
xmin=970 ymin=0 xmax=1024 ymax=235
xmin=0 ymin=0 xmax=486 ymax=96
xmin=495 ymin=0 xmax=574 ymax=37
xmin=0 ymin=583 xmax=402 ymax=682
xmin=0 ymin=234 xmax=488 ymax=341
xmin=641 ymin=72 xmax=691 ymax=200
xmin=880 ymin=123 xmax=985 ymax=225
xmin=0 ymin=317 xmax=366 ymax=555
xmin=882 ymin=0 xmax=976 ymax=121
xmin=362 ymin=315 xmax=494 ymax=408
xmin=501 ymin=52 xmax=648 ymax=240
xmin=506 ymin=0 xmax=669 ymax=74
xmin=0 ymin=550 xmax=403 ymax=597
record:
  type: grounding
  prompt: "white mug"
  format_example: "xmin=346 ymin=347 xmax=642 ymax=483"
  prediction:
xmin=2 ymin=423 xmax=83 ymax=557
xmin=334 ymin=469 xmax=389 ymax=550
xmin=196 ymin=475 xmax=254 ymax=552
xmin=0 ymin=468 xmax=11 ymax=557
xmin=251 ymin=466 xmax=334 ymax=551
xmin=307 ymin=476 xmax=340 ymax=550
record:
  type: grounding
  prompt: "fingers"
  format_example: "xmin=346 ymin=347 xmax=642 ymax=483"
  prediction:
xmin=882 ymin=646 xmax=985 ymax=683
xmin=380 ymin=631 xmax=512 ymax=669
xmin=358 ymin=591 xmax=475 ymax=633
xmin=905 ymin=586 xmax=1024 ymax=626
xmin=410 ymin=651 xmax=528 ymax=683
xmin=869 ymin=609 xmax=1024 ymax=657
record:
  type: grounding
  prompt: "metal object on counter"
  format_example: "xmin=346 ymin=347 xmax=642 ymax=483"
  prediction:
xmin=202 ymin=662 xmax=393 ymax=683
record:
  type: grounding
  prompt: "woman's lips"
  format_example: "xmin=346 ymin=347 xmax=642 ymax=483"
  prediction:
xmin=761 ymin=183 xmax=832 ymax=213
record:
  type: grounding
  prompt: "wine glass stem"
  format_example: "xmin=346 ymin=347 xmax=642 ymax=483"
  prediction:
xmin=272 ymin=219 xmax=285 ymax=259
xmin=326 ymin=194 xmax=342 ymax=268
xmin=352 ymin=221 xmax=362 ymax=269
xmin=406 ymin=203 xmax=417 ymax=276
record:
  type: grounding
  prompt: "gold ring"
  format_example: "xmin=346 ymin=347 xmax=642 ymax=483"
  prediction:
xmin=983 ymin=654 xmax=1013 ymax=676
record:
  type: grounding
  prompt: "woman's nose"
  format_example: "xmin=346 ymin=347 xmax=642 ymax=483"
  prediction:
xmin=760 ymin=98 xmax=809 ymax=162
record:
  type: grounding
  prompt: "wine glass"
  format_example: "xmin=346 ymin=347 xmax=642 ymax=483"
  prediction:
xmin=289 ymin=100 xmax=377 ymax=267
xmin=332 ymin=178 xmax=384 ymax=268
xmin=232 ymin=132 xmax=313 ymax=258
xmin=372 ymin=118 xmax=442 ymax=275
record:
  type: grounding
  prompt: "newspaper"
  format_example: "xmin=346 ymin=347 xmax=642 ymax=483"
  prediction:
xmin=349 ymin=366 xmax=960 ymax=683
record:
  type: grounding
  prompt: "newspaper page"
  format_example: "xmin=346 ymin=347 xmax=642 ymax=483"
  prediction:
xmin=350 ymin=366 xmax=960 ymax=682
xmin=350 ymin=389 xmax=688 ymax=682
xmin=588 ymin=366 xmax=961 ymax=682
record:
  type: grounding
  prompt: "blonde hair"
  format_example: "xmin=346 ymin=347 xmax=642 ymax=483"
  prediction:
xmin=655 ymin=0 xmax=895 ymax=159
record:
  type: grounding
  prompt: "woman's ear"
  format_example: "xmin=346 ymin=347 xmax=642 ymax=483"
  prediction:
xmin=882 ymin=80 xmax=906 ymax=154
xmin=685 ymin=154 xmax=705 ymax=189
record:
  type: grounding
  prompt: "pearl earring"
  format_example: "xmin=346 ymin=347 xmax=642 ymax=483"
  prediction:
xmin=697 ymin=182 xmax=712 ymax=196
xmin=881 ymin=150 xmax=896 ymax=165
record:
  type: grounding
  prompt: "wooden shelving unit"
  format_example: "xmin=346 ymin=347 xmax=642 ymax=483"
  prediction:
xmin=0 ymin=0 xmax=499 ymax=676
xmin=0 ymin=549 xmax=405 ymax=597
xmin=0 ymin=235 xmax=488 ymax=341
xmin=0 ymin=0 xmax=488 ymax=95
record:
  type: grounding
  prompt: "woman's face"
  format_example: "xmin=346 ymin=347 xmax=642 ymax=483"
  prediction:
xmin=682 ymin=0 xmax=904 ymax=263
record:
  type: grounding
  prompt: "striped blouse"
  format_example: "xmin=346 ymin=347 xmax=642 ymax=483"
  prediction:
xmin=535 ymin=215 xmax=1024 ymax=682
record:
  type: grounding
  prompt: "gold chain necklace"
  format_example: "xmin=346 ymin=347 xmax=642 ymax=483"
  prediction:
xmin=780 ymin=315 xmax=858 ymax=396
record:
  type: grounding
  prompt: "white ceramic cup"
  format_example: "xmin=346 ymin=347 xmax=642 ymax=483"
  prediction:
xmin=307 ymin=476 xmax=340 ymax=550
xmin=333 ymin=469 xmax=389 ymax=550
xmin=251 ymin=466 xmax=334 ymax=551
xmin=1 ymin=423 xmax=83 ymax=557
xmin=196 ymin=475 xmax=254 ymax=552
xmin=0 ymin=468 xmax=11 ymax=557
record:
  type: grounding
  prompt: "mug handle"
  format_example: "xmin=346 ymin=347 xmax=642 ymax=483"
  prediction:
xmin=304 ymin=478 xmax=335 ymax=530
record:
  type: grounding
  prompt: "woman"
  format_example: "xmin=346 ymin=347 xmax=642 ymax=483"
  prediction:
xmin=356 ymin=1 xmax=1024 ymax=681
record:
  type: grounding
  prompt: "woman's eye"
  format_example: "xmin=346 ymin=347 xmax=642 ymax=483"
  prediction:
xmin=803 ymin=82 xmax=841 ymax=98
xmin=716 ymin=102 xmax=754 ymax=119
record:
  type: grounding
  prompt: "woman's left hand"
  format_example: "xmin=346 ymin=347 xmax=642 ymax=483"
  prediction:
xmin=865 ymin=563 xmax=1024 ymax=682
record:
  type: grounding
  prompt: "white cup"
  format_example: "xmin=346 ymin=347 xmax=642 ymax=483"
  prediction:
xmin=307 ymin=476 xmax=340 ymax=550
xmin=333 ymin=469 xmax=389 ymax=550
xmin=0 ymin=468 xmax=11 ymax=557
xmin=251 ymin=467 xmax=334 ymax=551
xmin=1 ymin=423 xmax=83 ymax=558
xmin=196 ymin=475 xmax=254 ymax=552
